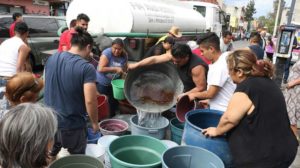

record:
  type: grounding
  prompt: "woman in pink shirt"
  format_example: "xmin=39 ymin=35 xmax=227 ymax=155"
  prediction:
xmin=265 ymin=37 xmax=275 ymax=61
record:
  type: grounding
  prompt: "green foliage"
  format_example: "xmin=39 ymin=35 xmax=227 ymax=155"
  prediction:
xmin=244 ymin=0 xmax=256 ymax=22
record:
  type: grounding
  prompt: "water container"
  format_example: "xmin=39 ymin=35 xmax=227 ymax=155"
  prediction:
xmin=162 ymin=146 xmax=224 ymax=168
xmin=182 ymin=109 xmax=234 ymax=167
xmin=49 ymin=155 xmax=104 ymax=168
xmin=87 ymin=128 xmax=101 ymax=144
xmin=130 ymin=115 xmax=169 ymax=139
xmin=169 ymin=118 xmax=184 ymax=145
xmin=108 ymin=135 xmax=167 ymax=168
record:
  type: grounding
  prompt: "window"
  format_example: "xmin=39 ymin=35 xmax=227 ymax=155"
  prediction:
xmin=24 ymin=18 xmax=59 ymax=37
xmin=0 ymin=17 xmax=13 ymax=38
xmin=193 ymin=5 xmax=206 ymax=17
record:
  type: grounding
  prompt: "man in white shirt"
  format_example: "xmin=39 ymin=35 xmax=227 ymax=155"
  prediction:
xmin=220 ymin=31 xmax=233 ymax=53
xmin=0 ymin=22 xmax=31 ymax=79
xmin=187 ymin=32 xmax=236 ymax=111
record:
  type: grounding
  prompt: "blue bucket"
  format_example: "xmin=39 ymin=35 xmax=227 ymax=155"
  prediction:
xmin=162 ymin=146 xmax=224 ymax=168
xmin=182 ymin=109 xmax=234 ymax=167
xmin=87 ymin=128 xmax=101 ymax=144
xmin=169 ymin=118 xmax=184 ymax=145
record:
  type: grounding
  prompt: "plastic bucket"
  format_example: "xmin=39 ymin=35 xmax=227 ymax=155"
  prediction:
xmin=176 ymin=95 xmax=195 ymax=122
xmin=97 ymin=135 xmax=119 ymax=168
xmin=108 ymin=135 xmax=167 ymax=168
xmin=111 ymin=79 xmax=125 ymax=100
xmin=182 ymin=109 xmax=234 ymax=167
xmin=97 ymin=95 xmax=110 ymax=121
xmin=99 ymin=119 xmax=128 ymax=136
xmin=170 ymin=118 xmax=184 ymax=145
xmin=87 ymin=128 xmax=101 ymax=144
xmin=162 ymin=146 xmax=224 ymax=168
xmin=85 ymin=144 xmax=105 ymax=162
xmin=49 ymin=155 xmax=104 ymax=168
xmin=130 ymin=115 xmax=169 ymax=139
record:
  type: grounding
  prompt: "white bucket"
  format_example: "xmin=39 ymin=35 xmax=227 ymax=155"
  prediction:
xmin=161 ymin=140 xmax=179 ymax=149
xmin=97 ymin=135 xmax=119 ymax=168
xmin=85 ymin=144 xmax=105 ymax=162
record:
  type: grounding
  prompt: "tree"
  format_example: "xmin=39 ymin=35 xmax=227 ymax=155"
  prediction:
xmin=244 ymin=0 xmax=256 ymax=31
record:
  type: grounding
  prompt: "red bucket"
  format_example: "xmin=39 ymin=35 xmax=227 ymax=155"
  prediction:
xmin=97 ymin=95 xmax=110 ymax=121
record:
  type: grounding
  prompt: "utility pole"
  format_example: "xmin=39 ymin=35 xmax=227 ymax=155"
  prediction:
xmin=273 ymin=0 xmax=282 ymax=37
xmin=287 ymin=0 xmax=296 ymax=25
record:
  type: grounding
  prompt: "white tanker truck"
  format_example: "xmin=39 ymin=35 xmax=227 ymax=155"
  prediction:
xmin=66 ymin=0 xmax=227 ymax=61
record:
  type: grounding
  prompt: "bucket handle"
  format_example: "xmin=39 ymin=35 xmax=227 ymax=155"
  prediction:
xmin=148 ymin=129 xmax=159 ymax=134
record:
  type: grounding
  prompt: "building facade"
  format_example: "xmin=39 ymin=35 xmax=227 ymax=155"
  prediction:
xmin=0 ymin=0 xmax=70 ymax=16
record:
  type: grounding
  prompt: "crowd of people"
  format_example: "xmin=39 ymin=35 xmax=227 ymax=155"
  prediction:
xmin=0 ymin=11 xmax=299 ymax=167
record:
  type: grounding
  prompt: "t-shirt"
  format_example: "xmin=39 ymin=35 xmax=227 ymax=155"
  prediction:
xmin=220 ymin=38 xmax=233 ymax=53
xmin=44 ymin=52 xmax=96 ymax=129
xmin=0 ymin=37 xmax=25 ymax=77
xmin=144 ymin=43 xmax=165 ymax=57
xmin=58 ymin=28 xmax=76 ymax=52
xmin=228 ymin=76 xmax=298 ymax=167
xmin=9 ymin=21 xmax=16 ymax=37
xmin=207 ymin=52 xmax=236 ymax=111
xmin=192 ymin=48 xmax=211 ymax=64
xmin=97 ymin=47 xmax=127 ymax=86
xmin=249 ymin=45 xmax=264 ymax=60
xmin=177 ymin=54 xmax=208 ymax=92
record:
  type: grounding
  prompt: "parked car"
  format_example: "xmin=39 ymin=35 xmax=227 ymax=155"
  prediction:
xmin=0 ymin=14 xmax=66 ymax=70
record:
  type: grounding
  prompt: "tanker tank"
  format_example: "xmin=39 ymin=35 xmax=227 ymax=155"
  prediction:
xmin=66 ymin=0 xmax=206 ymax=35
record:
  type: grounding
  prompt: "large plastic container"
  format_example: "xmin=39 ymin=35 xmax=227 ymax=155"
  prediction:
xmin=111 ymin=79 xmax=125 ymax=100
xmin=130 ymin=115 xmax=169 ymax=139
xmin=97 ymin=95 xmax=110 ymax=121
xmin=162 ymin=146 xmax=224 ymax=168
xmin=182 ymin=109 xmax=234 ymax=167
xmin=49 ymin=155 xmax=104 ymax=168
xmin=169 ymin=118 xmax=184 ymax=145
xmin=108 ymin=135 xmax=167 ymax=168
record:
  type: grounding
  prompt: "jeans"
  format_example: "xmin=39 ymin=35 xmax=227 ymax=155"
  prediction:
xmin=96 ymin=83 xmax=118 ymax=117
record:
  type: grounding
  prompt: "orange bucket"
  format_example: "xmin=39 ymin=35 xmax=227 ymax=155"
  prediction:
xmin=97 ymin=95 xmax=110 ymax=121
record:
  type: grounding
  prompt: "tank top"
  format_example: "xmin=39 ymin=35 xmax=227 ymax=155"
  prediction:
xmin=228 ymin=76 xmax=298 ymax=167
xmin=177 ymin=54 xmax=208 ymax=92
xmin=0 ymin=37 xmax=25 ymax=77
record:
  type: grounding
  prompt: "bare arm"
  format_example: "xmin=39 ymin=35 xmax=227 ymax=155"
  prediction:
xmin=16 ymin=44 xmax=31 ymax=72
xmin=185 ymin=65 xmax=207 ymax=94
xmin=84 ymin=82 xmax=99 ymax=132
xmin=203 ymin=92 xmax=253 ymax=137
xmin=128 ymin=53 xmax=172 ymax=69
xmin=98 ymin=55 xmax=122 ymax=73
xmin=188 ymin=85 xmax=220 ymax=100
xmin=287 ymin=78 xmax=300 ymax=89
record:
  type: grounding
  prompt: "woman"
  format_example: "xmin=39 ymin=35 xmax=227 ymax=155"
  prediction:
xmin=284 ymin=59 xmax=300 ymax=141
xmin=265 ymin=36 xmax=275 ymax=61
xmin=203 ymin=50 xmax=298 ymax=167
xmin=0 ymin=72 xmax=43 ymax=118
xmin=97 ymin=38 xmax=128 ymax=117
xmin=0 ymin=103 xmax=57 ymax=168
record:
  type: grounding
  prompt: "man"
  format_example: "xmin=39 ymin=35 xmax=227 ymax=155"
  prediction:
xmin=9 ymin=12 xmax=23 ymax=37
xmin=58 ymin=13 xmax=90 ymax=52
xmin=0 ymin=22 xmax=31 ymax=79
xmin=220 ymin=31 xmax=233 ymax=53
xmin=129 ymin=43 xmax=208 ymax=96
xmin=248 ymin=32 xmax=265 ymax=60
xmin=45 ymin=27 xmax=99 ymax=157
xmin=187 ymin=32 xmax=236 ymax=112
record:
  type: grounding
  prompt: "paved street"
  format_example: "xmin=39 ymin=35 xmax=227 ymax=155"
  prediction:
xmin=232 ymin=40 xmax=300 ymax=167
